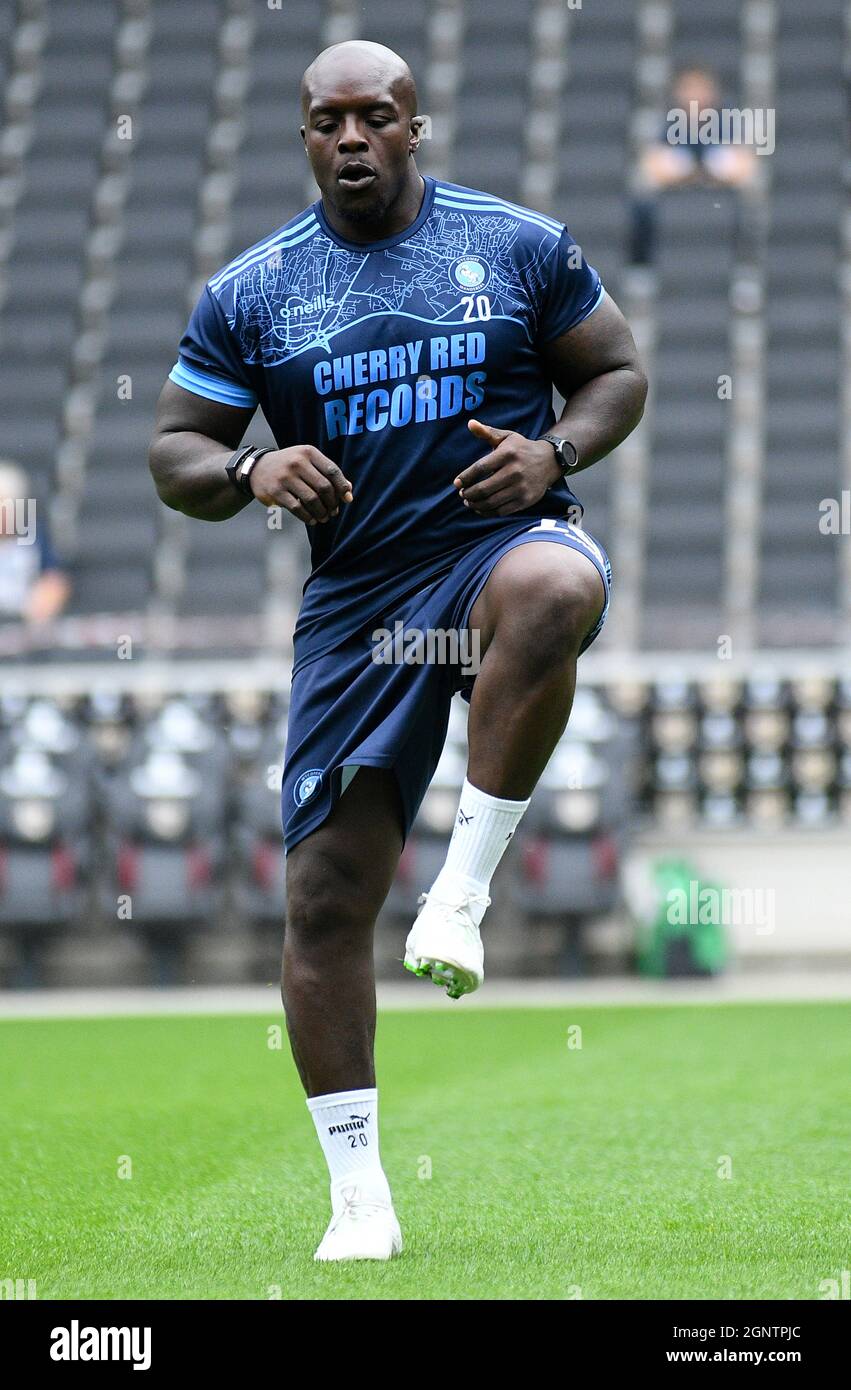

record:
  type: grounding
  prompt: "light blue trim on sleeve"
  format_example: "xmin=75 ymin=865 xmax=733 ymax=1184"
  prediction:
xmin=538 ymin=280 xmax=607 ymax=345
xmin=584 ymin=282 xmax=606 ymax=317
xmin=169 ymin=359 xmax=258 ymax=408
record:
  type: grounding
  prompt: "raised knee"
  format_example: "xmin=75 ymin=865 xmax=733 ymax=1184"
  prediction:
xmin=498 ymin=564 xmax=602 ymax=656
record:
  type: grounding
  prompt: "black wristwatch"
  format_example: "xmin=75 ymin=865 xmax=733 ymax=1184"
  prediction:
xmin=538 ymin=433 xmax=579 ymax=474
xmin=225 ymin=445 xmax=273 ymax=497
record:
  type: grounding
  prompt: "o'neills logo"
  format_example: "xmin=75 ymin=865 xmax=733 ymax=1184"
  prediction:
xmin=328 ymin=1112 xmax=371 ymax=1137
xmin=50 ymin=1321 xmax=151 ymax=1371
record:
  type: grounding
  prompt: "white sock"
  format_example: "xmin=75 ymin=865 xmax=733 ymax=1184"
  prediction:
xmin=430 ymin=777 xmax=530 ymax=898
xmin=306 ymin=1087 xmax=392 ymax=1213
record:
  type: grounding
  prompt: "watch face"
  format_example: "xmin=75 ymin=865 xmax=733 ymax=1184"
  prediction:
xmin=540 ymin=435 xmax=576 ymax=471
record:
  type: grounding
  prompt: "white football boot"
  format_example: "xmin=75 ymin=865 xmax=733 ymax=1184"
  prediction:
xmin=314 ymin=1185 xmax=403 ymax=1262
xmin=403 ymin=885 xmax=490 ymax=999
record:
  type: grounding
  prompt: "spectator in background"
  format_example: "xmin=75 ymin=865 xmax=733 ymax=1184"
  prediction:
xmin=630 ymin=65 xmax=758 ymax=267
xmin=0 ymin=460 xmax=70 ymax=625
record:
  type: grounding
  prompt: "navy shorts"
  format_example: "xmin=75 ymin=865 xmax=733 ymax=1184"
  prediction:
xmin=281 ymin=519 xmax=612 ymax=852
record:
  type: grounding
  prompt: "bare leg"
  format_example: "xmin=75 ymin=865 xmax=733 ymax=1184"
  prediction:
xmin=281 ymin=767 xmax=404 ymax=1098
xmin=466 ymin=543 xmax=606 ymax=797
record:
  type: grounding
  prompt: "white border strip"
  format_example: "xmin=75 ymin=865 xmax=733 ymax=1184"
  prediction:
xmin=2 ymin=974 xmax=851 ymax=1020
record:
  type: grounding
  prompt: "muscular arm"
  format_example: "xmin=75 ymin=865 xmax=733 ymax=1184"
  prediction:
xmin=149 ymin=379 xmax=354 ymax=525
xmin=148 ymin=380 xmax=258 ymax=521
xmin=456 ymin=293 xmax=648 ymax=515
xmin=539 ymin=292 xmax=648 ymax=474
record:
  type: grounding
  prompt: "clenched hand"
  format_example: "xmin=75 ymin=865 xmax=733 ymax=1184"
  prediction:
xmin=454 ymin=419 xmax=562 ymax=517
xmin=250 ymin=446 xmax=353 ymax=525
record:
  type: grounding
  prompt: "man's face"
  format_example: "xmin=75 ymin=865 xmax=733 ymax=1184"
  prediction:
xmin=673 ymin=71 xmax=720 ymax=113
xmin=301 ymin=69 xmax=414 ymax=224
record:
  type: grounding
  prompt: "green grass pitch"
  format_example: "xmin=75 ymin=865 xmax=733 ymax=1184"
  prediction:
xmin=1 ymin=1001 xmax=849 ymax=1300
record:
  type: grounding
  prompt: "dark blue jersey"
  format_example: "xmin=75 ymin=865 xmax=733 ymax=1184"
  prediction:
xmin=170 ymin=175 xmax=605 ymax=671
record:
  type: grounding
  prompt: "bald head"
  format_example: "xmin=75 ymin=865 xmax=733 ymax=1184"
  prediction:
xmin=299 ymin=40 xmax=424 ymax=234
xmin=301 ymin=40 xmax=417 ymax=121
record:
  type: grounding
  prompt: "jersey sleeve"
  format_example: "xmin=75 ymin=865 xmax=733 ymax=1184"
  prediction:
xmin=169 ymin=285 xmax=259 ymax=409
xmin=533 ymin=226 xmax=605 ymax=346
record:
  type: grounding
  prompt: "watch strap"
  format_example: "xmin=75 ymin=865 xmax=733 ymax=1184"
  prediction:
xmin=226 ymin=445 xmax=272 ymax=497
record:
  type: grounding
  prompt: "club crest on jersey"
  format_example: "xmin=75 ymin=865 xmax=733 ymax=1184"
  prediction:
xmin=451 ymin=256 xmax=489 ymax=290
xmin=294 ymin=768 xmax=323 ymax=806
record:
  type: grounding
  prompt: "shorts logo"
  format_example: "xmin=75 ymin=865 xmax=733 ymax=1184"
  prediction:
xmin=565 ymin=522 xmax=607 ymax=573
xmin=294 ymin=768 xmax=323 ymax=806
xmin=451 ymin=256 xmax=489 ymax=290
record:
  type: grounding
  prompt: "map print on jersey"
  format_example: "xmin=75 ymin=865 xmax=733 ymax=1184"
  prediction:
xmin=230 ymin=209 xmax=552 ymax=365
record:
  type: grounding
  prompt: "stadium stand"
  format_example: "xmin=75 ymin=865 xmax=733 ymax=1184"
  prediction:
xmin=0 ymin=0 xmax=846 ymax=648
xmin=760 ymin=0 xmax=844 ymax=646
xmin=551 ymin=0 xmax=637 ymax=568
xmin=0 ymin=1 xmax=849 ymax=986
